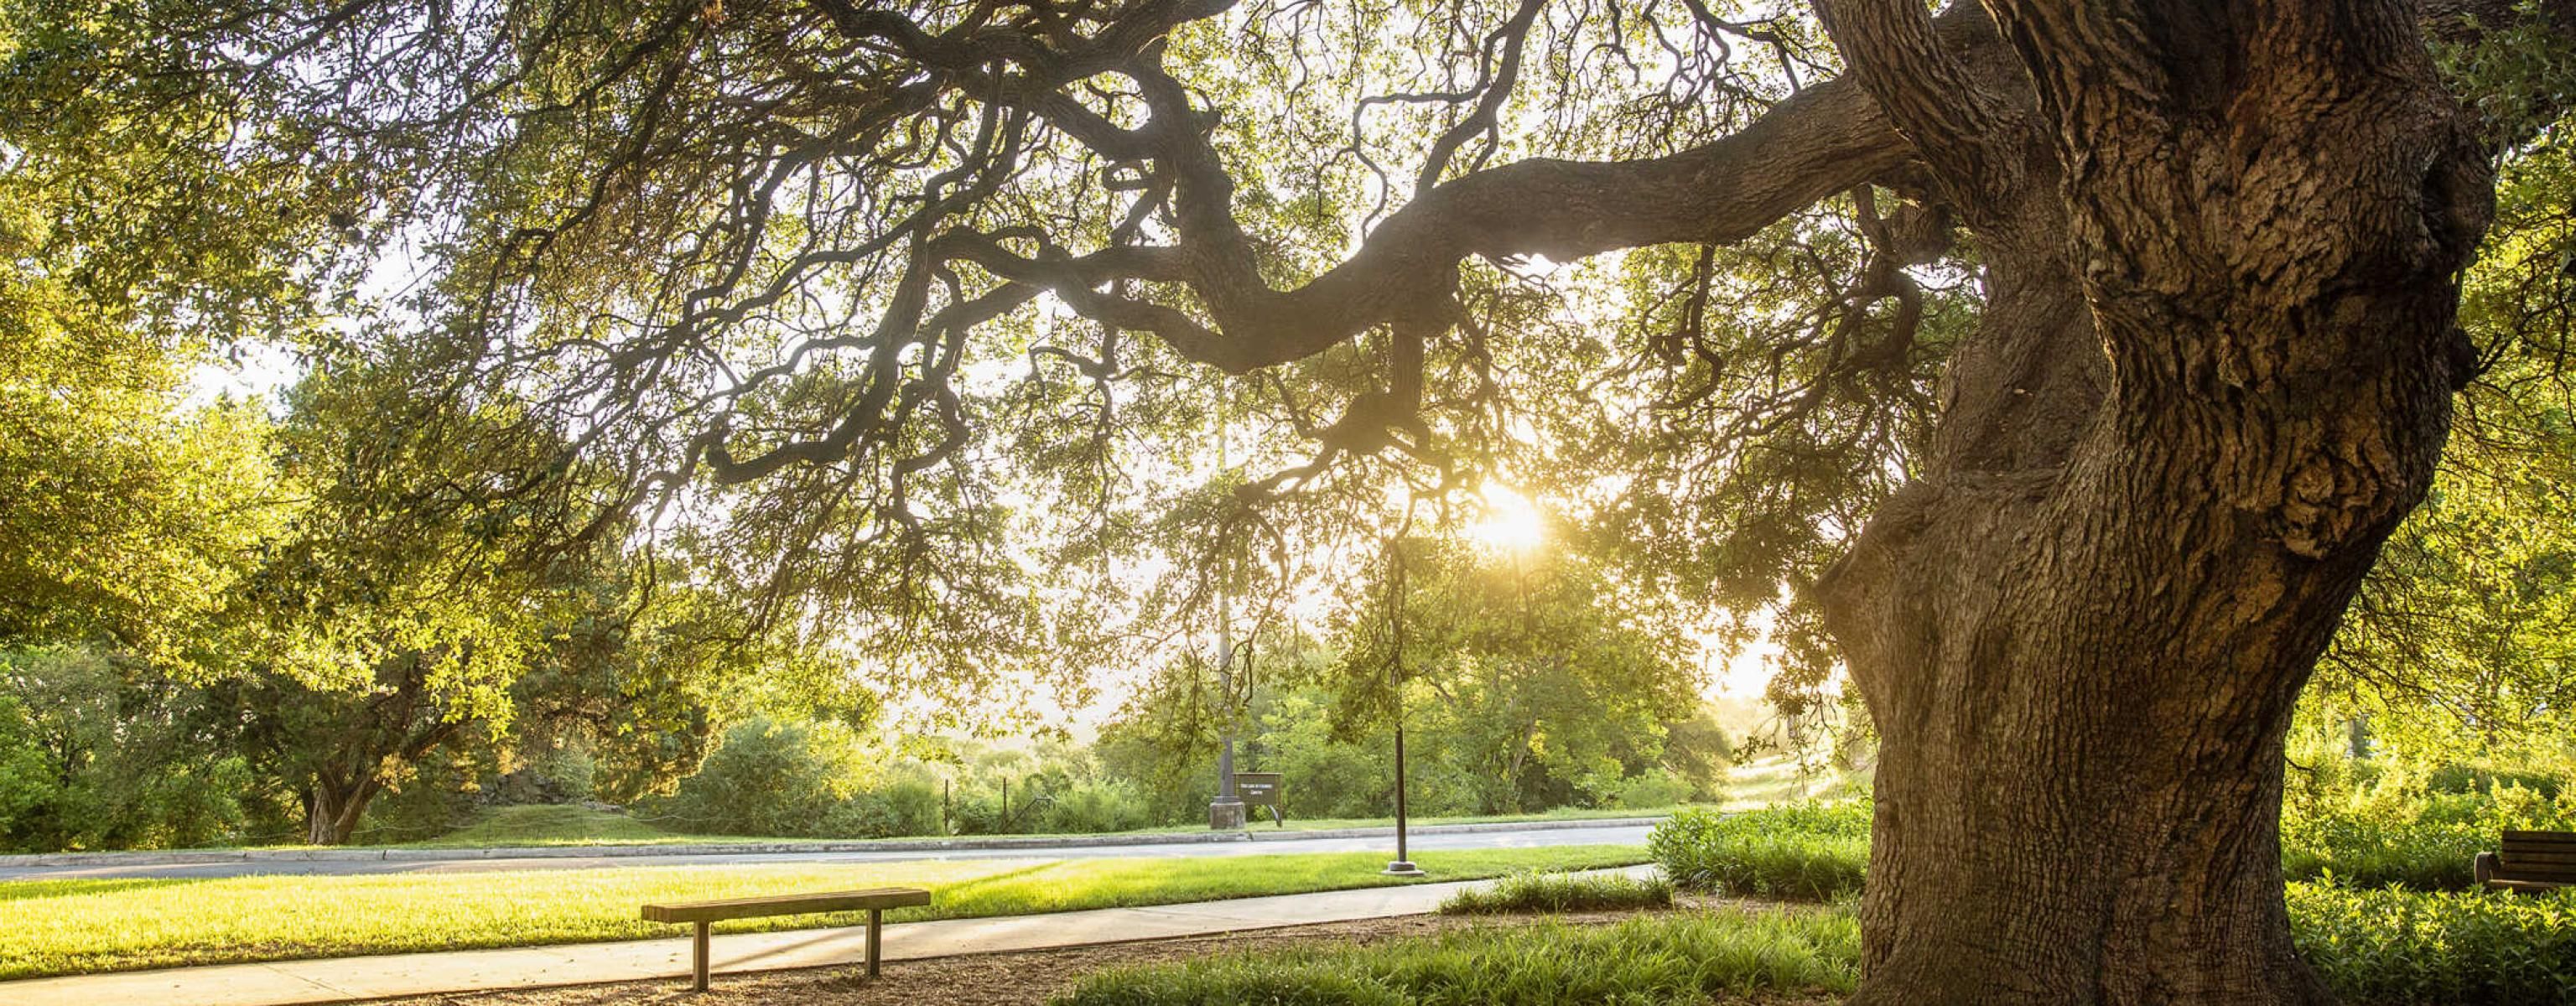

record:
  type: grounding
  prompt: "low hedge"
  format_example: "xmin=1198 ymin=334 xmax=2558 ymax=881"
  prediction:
xmin=2289 ymin=883 xmax=2576 ymax=1006
xmin=1644 ymin=803 xmax=2576 ymax=1005
xmin=1645 ymin=803 xmax=1867 ymax=900
xmin=2280 ymin=785 xmax=2575 ymax=892
xmin=1438 ymin=871 xmax=1674 ymax=915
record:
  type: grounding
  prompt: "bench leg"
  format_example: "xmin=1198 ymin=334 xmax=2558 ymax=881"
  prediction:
xmin=866 ymin=908 xmax=883 ymax=979
xmin=693 ymin=920 xmax=710 ymax=992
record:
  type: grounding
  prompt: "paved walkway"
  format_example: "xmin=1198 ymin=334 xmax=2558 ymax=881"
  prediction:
xmin=1 ymin=865 xmax=1659 ymax=1006
xmin=0 ymin=818 xmax=1667 ymax=881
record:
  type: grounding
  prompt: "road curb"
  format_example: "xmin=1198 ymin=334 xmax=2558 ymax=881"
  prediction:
xmin=0 ymin=816 xmax=1669 ymax=870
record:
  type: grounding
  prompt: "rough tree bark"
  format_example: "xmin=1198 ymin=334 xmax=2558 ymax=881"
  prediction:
xmin=1806 ymin=2 xmax=2492 ymax=1003
xmin=304 ymin=775 xmax=379 ymax=847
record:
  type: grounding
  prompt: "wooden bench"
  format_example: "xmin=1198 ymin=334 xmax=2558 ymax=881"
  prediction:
xmin=2475 ymin=830 xmax=2576 ymax=893
xmin=641 ymin=886 xmax=931 ymax=991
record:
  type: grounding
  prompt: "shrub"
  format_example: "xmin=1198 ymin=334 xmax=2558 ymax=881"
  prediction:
xmin=1647 ymin=803 xmax=1869 ymax=900
xmin=0 ymin=698 xmax=51 ymax=843
xmin=2289 ymin=883 xmax=2576 ymax=1005
xmin=1071 ymin=880 xmax=2574 ymax=1006
xmin=827 ymin=772 xmax=945 ymax=837
xmin=655 ymin=717 xmax=870 ymax=837
xmin=1053 ymin=910 xmax=1861 ymax=1006
xmin=2428 ymin=762 xmax=2564 ymax=800
xmin=1610 ymin=770 xmax=1692 ymax=811
xmin=1039 ymin=779 xmax=1156 ymax=835
xmin=1438 ymin=870 xmax=1674 ymax=915
xmin=2282 ymin=778 xmax=2576 ymax=891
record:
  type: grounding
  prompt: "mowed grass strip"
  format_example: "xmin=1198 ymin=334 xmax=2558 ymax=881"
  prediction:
xmin=0 ymin=845 xmax=1649 ymax=979
xmin=1056 ymin=907 xmax=1859 ymax=1005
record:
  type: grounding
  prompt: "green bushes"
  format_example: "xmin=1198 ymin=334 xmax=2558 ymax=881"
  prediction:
xmin=2427 ymin=763 xmax=2564 ymax=800
xmin=1646 ymin=803 xmax=1868 ymax=900
xmin=1609 ymin=770 xmax=1692 ymax=811
xmin=1438 ymin=871 xmax=1673 ymax=915
xmin=651 ymin=717 xmax=871 ymax=837
xmin=0 ymin=647 xmax=263 ymax=851
xmin=1645 ymin=799 xmax=2576 ymax=1004
xmin=2289 ymin=883 xmax=2576 ymax=1005
xmin=1648 ymin=771 xmax=2576 ymax=900
xmin=1054 ymin=910 xmax=1861 ymax=1006
xmin=646 ymin=718 xmax=945 ymax=839
xmin=1062 ymin=875 xmax=2573 ymax=1006
xmin=829 ymin=773 xmax=944 ymax=837
xmin=1037 ymin=779 xmax=1157 ymax=835
xmin=2282 ymin=766 xmax=2576 ymax=891
xmin=639 ymin=720 xmax=1161 ymax=839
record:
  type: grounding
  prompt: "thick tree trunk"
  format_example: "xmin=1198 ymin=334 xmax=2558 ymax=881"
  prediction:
xmin=304 ymin=776 xmax=377 ymax=846
xmin=1807 ymin=2 xmax=2493 ymax=1003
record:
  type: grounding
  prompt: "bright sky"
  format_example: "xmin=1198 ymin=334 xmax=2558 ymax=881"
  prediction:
xmin=184 ymin=341 xmax=302 ymax=411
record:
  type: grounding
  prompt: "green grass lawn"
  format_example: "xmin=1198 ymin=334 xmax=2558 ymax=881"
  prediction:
xmin=0 ymin=844 xmax=1649 ymax=979
xmin=1716 ymin=755 xmax=1865 ymax=810
xmin=1057 ymin=906 xmax=1859 ymax=1006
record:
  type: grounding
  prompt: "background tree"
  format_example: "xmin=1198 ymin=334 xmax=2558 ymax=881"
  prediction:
xmin=0 ymin=178 xmax=286 ymax=657
xmin=2314 ymin=13 xmax=2576 ymax=768
xmin=0 ymin=646 xmax=257 ymax=851
xmin=1329 ymin=535 xmax=1706 ymax=813
xmin=1098 ymin=535 xmax=1722 ymax=820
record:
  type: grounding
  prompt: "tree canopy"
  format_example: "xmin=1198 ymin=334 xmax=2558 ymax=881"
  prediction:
xmin=8 ymin=0 xmax=2576 ymax=1000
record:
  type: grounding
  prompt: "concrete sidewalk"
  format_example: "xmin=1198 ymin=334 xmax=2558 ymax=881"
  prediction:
xmin=0 ymin=865 xmax=1659 ymax=1006
xmin=0 ymin=816 xmax=1670 ymax=873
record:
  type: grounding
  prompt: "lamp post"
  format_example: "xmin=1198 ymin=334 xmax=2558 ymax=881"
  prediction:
xmin=1387 ymin=486 xmax=1545 ymax=871
xmin=1208 ymin=599 xmax=1246 ymax=830
xmin=1384 ymin=535 xmax=1422 ymax=876
xmin=1384 ymin=677 xmax=1421 ymax=874
xmin=1208 ymin=400 xmax=1246 ymax=832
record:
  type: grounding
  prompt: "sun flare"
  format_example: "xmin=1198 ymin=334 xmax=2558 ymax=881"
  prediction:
xmin=1468 ymin=485 xmax=1548 ymax=554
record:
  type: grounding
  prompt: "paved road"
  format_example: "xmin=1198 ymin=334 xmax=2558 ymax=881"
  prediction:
xmin=0 ymin=822 xmax=1655 ymax=881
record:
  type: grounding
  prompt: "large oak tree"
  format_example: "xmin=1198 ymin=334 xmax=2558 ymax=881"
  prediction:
xmin=9 ymin=0 xmax=2568 ymax=999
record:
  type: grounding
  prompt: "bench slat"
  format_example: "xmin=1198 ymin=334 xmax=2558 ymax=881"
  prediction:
xmin=2491 ymin=864 xmax=2576 ymax=879
xmin=641 ymin=886 xmax=931 ymax=924
xmin=2501 ymin=830 xmax=2576 ymax=844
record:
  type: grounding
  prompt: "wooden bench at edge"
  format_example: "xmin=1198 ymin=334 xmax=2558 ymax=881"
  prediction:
xmin=2474 ymin=829 xmax=2576 ymax=893
xmin=641 ymin=886 xmax=932 ymax=991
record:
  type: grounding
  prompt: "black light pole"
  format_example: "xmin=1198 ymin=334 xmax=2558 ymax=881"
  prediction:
xmin=1385 ymin=710 xmax=1419 ymax=874
xmin=1384 ymin=537 xmax=1421 ymax=876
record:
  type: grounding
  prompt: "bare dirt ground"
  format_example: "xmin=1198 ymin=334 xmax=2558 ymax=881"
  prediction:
xmin=381 ymin=899 xmax=1833 ymax=1006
